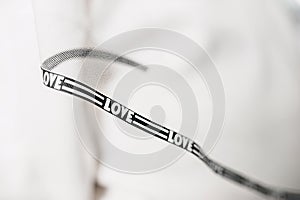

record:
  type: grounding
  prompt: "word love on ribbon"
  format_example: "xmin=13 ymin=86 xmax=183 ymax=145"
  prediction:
xmin=41 ymin=48 xmax=300 ymax=200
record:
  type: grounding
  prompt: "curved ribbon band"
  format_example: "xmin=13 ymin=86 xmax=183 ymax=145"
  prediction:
xmin=41 ymin=48 xmax=300 ymax=200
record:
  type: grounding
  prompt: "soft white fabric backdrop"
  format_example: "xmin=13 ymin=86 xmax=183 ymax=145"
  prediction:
xmin=1 ymin=0 xmax=300 ymax=199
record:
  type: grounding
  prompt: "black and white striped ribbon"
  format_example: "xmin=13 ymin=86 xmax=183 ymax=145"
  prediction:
xmin=41 ymin=48 xmax=300 ymax=200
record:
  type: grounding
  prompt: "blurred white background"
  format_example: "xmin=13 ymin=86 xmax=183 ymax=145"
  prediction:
xmin=1 ymin=0 xmax=300 ymax=199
